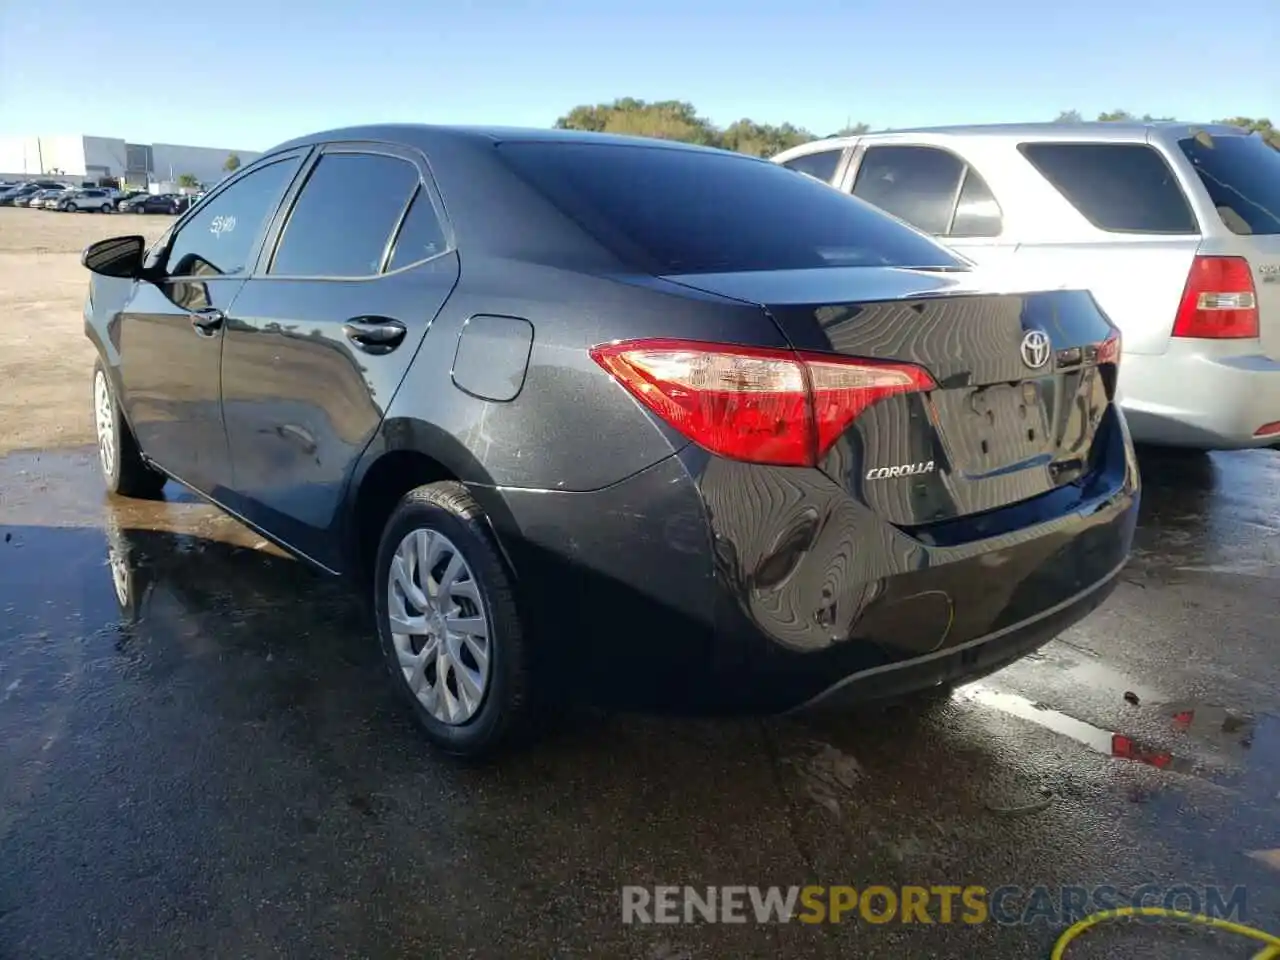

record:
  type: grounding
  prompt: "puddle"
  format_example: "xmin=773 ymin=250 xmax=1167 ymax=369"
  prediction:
xmin=958 ymin=685 xmax=1276 ymax=800
xmin=1131 ymin=448 xmax=1280 ymax=581
xmin=0 ymin=444 xmax=361 ymax=714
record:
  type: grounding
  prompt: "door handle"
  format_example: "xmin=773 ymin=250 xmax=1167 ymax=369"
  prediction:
xmin=190 ymin=308 xmax=224 ymax=335
xmin=343 ymin=317 xmax=406 ymax=354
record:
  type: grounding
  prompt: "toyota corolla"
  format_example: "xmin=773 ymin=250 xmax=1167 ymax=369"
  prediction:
xmin=80 ymin=125 xmax=1139 ymax=757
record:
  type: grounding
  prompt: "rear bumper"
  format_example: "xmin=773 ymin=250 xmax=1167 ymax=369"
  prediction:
xmin=484 ymin=414 xmax=1138 ymax=714
xmin=794 ymin=555 xmax=1124 ymax=712
xmin=1120 ymin=344 xmax=1280 ymax=449
xmin=699 ymin=455 xmax=1138 ymax=712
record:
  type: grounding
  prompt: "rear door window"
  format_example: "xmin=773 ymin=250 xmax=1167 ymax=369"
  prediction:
xmin=781 ymin=148 xmax=844 ymax=184
xmin=1018 ymin=142 xmax=1197 ymax=234
xmin=269 ymin=152 xmax=421 ymax=277
xmin=1177 ymin=134 xmax=1280 ymax=235
xmin=386 ymin=188 xmax=448 ymax=271
xmin=496 ymin=141 xmax=962 ymax=274
xmin=851 ymin=145 xmax=966 ymax=236
xmin=949 ymin=167 xmax=1003 ymax=237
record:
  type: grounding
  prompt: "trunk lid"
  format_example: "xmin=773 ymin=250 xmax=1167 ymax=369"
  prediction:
xmin=664 ymin=267 xmax=1119 ymax=526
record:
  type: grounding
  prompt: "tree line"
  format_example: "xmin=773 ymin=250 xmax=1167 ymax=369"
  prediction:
xmin=554 ymin=98 xmax=1278 ymax=156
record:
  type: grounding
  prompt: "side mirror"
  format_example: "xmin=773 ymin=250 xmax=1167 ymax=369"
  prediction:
xmin=81 ymin=235 xmax=146 ymax=279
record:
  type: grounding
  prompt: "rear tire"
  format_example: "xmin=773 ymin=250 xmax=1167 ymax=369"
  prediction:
xmin=93 ymin=360 xmax=167 ymax=499
xmin=374 ymin=482 xmax=533 ymax=758
xmin=100 ymin=203 xmax=112 ymax=213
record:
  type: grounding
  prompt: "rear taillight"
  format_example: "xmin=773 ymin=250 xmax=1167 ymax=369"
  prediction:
xmin=1172 ymin=256 xmax=1259 ymax=339
xmin=589 ymin=338 xmax=935 ymax=467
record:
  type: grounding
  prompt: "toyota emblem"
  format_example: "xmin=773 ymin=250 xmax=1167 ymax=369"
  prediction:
xmin=1020 ymin=330 xmax=1051 ymax=369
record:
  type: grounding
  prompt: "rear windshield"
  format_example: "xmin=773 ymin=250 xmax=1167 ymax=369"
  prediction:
xmin=496 ymin=141 xmax=964 ymax=274
xmin=1178 ymin=134 xmax=1280 ymax=236
xmin=1018 ymin=142 xmax=1198 ymax=234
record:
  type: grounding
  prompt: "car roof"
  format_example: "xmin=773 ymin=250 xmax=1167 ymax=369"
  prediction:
xmin=880 ymin=121 xmax=1240 ymax=138
xmin=261 ymin=123 xmax=734 ymax=159
xmin=240 ymin=123 xmax=781 ymax=276
xmin=773 ymin=121 xmax=1256 ymax=162
xmin=783 ymin=120 xmax=1254 ymax=151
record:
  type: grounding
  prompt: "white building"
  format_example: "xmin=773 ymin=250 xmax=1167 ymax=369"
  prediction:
xmin=0 ymin=135 xmax=262 ymax=189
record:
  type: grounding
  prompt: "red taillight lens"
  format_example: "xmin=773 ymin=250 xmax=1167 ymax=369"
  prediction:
xmin=589 ymin=338 xmax=935 ymax=467
xmin=804 ymin=354 xmax=936 ymax=457
xmin=1172 ymin=256 xmax=1259 ymax=339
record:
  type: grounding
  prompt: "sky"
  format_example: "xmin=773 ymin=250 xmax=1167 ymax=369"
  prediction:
xmin=1 ymin=0 xmax=1275 ymax=151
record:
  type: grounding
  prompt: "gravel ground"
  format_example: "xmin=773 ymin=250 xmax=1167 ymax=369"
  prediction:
xmin=0 ymin=208 xmax=172 ymax=455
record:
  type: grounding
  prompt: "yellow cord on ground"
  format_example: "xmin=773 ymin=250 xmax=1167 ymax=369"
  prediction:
xmin=1051 ymin=906 xmax=1280 ymax=959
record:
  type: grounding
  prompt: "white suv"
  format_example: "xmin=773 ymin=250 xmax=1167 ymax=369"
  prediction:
xmin=59 ymin=188 xmax=118 ymax=214
xmin=773 ymin=123 xmax=1280 ymax=450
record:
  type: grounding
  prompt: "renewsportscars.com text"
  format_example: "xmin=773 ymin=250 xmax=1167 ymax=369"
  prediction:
xmin=621 ymin=884 xmax=1248 ymax=925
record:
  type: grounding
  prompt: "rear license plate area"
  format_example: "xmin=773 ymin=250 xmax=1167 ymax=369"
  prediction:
xmin=932 ymin=379 xmax=1053 ymax=474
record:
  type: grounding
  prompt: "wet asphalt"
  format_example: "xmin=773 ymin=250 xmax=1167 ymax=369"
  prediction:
xmin=0 ymin=446 xmax=1278 ymax=960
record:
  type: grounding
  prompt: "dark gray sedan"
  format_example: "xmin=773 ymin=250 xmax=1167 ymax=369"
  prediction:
xmin=79 ymin=125 xmax=1138 ymax=758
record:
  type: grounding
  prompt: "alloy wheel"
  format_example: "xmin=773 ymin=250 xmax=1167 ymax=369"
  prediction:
xmin=386 ymin=528 xmax=491 ymax=725
xmin=94 ymin=369 xmax=115 ymax=480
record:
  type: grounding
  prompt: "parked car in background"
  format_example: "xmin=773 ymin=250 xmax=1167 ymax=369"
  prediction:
xmin=22 ymin=187 xmax=72 ymax=209
xmin=38 ymin=189 xmax=75 ymax=209
xmin=773 ymin=123 xmax=1280 ymax=450
xmin=115 ymin=190 xmax=149 ymax=211
xmin=120 ymin=192 xmax=189 ymax=215
xmin=0 ymin=182 xmax=62 ymax=206
xmin=59 ymin=188 xmax=118 ymax=213
xmin=1 ymin=184 xmax=58 ymax=208
xmin=81 ymin=125 xmax=1137 ymax=757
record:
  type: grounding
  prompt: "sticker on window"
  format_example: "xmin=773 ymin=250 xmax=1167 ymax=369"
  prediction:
xmin=210 ymin=215 xmax=237 ymax=238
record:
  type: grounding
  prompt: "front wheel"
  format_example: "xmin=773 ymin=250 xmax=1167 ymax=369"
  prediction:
xmin=100 ymin=203 xmax=112 ymax=214
xmin=93 ymin=361 xmax=167 ymax=498
xmin=374 ymin=482 xmax=533 ymax=758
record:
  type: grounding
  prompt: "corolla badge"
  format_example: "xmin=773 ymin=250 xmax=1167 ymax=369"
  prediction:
xmin=1020 ymin=329 xmax=1051 ymax=369
xmin=866 ymin=460 xmax=935 ymax=481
